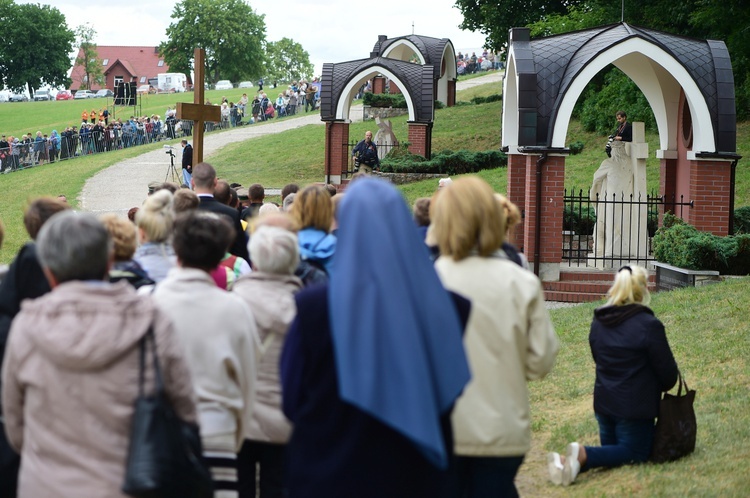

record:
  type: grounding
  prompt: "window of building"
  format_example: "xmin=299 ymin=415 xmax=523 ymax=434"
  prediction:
xmin=158 ymin=60 xmax=165 ymax=67
xmin=140 ymin=76 xmax=146 ymax=83
xmin=102 ymin=59 xmax=109 ymax=66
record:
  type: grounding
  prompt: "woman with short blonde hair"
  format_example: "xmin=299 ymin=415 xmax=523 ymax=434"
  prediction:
xmin=431 ymin=176 xmax=559 ymax=497
xmin=289 ymin=185 xmax=336 ymax=275
xmin=133 ymin=189 xmax=176 ymax=282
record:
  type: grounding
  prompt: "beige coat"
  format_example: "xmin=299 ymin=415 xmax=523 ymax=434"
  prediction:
xmin=152 ymin=267 xmax=259 ymax=451
xmin=2 ymin=280 xmax=197 ymax=498
xmin=232 ymin=272 xmax=302 ymax=443
xmin=435 ymin=255 xmax=559 ymax=457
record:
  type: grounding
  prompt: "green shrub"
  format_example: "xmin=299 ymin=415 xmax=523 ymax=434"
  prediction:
xmin=652 ymin=213 xmax=750 ymax=274
xmin=733 ymin=206 xmax=750 ymax=234
xmin=380 ymin=149 xmax=507 ymax=175
xmin=363 ymin=93 xmax=407 ymax=108
xmin=568 ymin=140 xmax=585 ymax=155
xmin=470 ymin=94 xmax=503 ymax=105
xmin=563 ymin=204 xmax=596 ymax=234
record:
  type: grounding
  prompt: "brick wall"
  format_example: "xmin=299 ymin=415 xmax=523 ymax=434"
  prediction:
xmin=324 ymin=121 xmax=349 ymax=183
xmin=407 ymin=122 xmax=429 ymax=158
xmin=522 ymin=154 xmax=565 ymax=265
xmin=372 ymin=76 xmax=386 ymax=95
xmin=687 ymin=159 xmax=732 ymax=235
xmin=507 ymin=154 xmax=527 ymax=249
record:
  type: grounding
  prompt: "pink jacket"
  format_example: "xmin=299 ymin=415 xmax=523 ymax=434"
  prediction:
xmin=1 ymin=280 xmax=197 ymax=498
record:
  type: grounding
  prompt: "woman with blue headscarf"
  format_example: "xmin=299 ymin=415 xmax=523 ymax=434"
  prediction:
xmin=280 ymin=178 xmax=471 ymax=498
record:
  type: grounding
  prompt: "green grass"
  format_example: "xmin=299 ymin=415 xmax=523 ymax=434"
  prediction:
xmin=523 ymin=277 xmax=750 ymax=496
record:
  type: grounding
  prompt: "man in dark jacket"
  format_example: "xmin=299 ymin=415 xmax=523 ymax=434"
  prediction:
xmin=181 ymin=139 xmax=193 ymax=188
xmin=192 ymin=162 xmax=250 ymax=263
xmin=351 ymin=131 xmax=379 ymax=174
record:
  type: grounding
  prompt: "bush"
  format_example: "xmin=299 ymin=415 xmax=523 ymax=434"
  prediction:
xmin=568 ymin=140 xmax=585 ymax=155
xmin=733 ymin=206 xmax=750 ymax=234
xmin=470 ymin=94 xmax=503 ymax=105
xmin=563 ymin=204 xmax=596 ymax=234
xmin=380 ymin=149 xmax=507 ymax=175
xmin=652 ymin=213 xmax=750 ymax=274
xmin=363 ymin=92 xmax=407 ymax=108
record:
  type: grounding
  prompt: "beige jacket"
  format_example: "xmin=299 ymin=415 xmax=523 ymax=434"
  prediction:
xmin=232 ymin=272 xmax=302 ymax=443
xmin=152 ymin=267 xmax=259 ymax=451
xmin=435 ymin=255 xmax=559 ymax=457
xmin=2 ymin=280 xmax=197 ymax=498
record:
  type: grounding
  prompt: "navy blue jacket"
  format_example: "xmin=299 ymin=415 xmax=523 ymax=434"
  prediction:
xmin=281 ymin=285 xmax=469 ymax=498
xmin=589 ymin=304 xmax=678 ymax=419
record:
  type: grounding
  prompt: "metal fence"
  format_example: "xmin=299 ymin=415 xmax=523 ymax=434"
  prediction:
xmin=562 ymin=188 xmax=693 ymax=268
xmin=342 ymin=141 xmax=401 ymax=178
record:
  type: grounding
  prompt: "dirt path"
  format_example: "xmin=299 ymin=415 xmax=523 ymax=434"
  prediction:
xmin=80 ymin=71 xmax=503 ymax=216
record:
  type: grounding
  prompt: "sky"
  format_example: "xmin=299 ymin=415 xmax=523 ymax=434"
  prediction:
xmin=22 ymin=0 xmax=489 ymax=77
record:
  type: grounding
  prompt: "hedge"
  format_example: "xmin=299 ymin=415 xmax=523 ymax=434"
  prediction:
xmin=380 ymin=149 xmax=507 ymax=175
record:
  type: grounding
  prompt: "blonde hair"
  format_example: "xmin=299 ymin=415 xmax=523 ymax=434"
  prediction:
xmin=99 ymin=213 xmax=137 ymax=261
xmin=290 ymin=185 xmax=332 ymax=232
xmin=135 ymin=189 xmax=174 ymax=243
xmin=606 ymin=265 xmax=651 ymax=306
xmin=430 ymin=176 xmax=505 ymax=261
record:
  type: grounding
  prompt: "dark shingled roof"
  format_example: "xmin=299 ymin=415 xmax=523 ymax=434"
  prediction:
xmin=373 ymin=34 xmax=453 ymax=81
xmin=321 ymin=57 xmax=435 ymax=123
xmin=514 ymin=23 xmax=735 ymax=152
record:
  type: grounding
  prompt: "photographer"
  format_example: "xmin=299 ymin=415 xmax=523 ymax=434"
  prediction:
xmin=351 ymin=131 xmax=380 ymax=174
xmin=181 ymin=139 xmax=193 ymax=188
xmin=606 ymin=111 xmax=632 ymax=157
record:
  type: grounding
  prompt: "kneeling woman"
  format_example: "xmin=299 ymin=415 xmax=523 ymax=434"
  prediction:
xmin=548 ymin=265 xmax=678 ymax=486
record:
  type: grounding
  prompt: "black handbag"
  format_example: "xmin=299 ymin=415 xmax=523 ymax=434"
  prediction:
xmin=650 ymin=370 xmax=697 ymax=463
xmin=122 ymin=327 xmax=213 ymax=498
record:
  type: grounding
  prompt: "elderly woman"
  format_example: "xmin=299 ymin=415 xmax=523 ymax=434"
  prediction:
xmin=99 ymin=213 xmax=154 ymax=289
xmin=152 ymin=210 xmax=259 ymax=498
xmin=548 ymin=266 xmax=677 ymax=486
xmin=289 ymin=185 xmax=336 ymax=276
xmin=233 ymin=225 xmax=303 ymax=498
xmin=281 ymin=178 xmax=471 ymax=497
xmin=2 ymin=211 xmax=196 ymax=497
xmin=134 ymin=189 xmax=176 ymax=282
xmin=430 ymin=176 xmax=559 ymax=497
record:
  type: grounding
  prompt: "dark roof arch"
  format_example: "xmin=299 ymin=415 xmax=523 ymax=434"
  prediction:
xmin=372 ymin=34 xmax=453 ymax=81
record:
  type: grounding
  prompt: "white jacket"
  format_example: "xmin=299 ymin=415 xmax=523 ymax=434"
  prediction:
xmin=152 ymin=267 xmax=259 ymax=451
xmin=435 ymin=255 xmax=559 ymax=457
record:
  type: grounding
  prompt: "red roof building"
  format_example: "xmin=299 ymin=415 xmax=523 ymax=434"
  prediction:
xmin=69 ymin=46 xmax=169 ymax=91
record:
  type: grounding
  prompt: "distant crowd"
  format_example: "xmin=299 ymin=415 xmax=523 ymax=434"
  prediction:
xmin=457 ymin=49 xmax=504 ymax=75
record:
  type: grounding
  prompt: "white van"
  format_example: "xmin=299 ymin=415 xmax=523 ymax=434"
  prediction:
xmin=157 ymin=73 xmax=187 ymax=93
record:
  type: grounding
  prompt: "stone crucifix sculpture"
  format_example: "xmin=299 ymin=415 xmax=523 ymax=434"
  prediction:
xmin=176 ymin=48 xmax=220 ymax=165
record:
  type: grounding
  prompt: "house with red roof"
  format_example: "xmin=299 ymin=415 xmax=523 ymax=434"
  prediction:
xmin=69 ymin=46 xmax=171 ymax=92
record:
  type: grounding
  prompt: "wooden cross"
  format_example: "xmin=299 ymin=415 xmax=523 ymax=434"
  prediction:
xmin=176 ymin=48 xmax=220 ymax=165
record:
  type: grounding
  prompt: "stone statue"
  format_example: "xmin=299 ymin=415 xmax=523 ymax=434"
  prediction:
xmin=590 ymin=122 xmax=649 ymax=266
xmin=374 ymin=117 xmax=398 ymax=160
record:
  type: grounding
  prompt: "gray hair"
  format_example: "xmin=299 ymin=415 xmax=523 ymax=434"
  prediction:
xmin=248 ymin=225 xmax=299 ymax=275
xmin=282 ymin=192 xmax=296 ymax=212
xmin=37 ymin=211 xmax=112 ymax=283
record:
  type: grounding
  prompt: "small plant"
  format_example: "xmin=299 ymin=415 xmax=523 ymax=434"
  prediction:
xmin=563 ymin=204 xmax=596 ymax=234
xmin=568 ymin=140 xmax=585 ymax=155
xmin=733 ymin=206 xmax=750 ymax=234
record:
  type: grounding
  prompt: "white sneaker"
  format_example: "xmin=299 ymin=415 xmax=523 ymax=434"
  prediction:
xmin=562 ymin=442 xmax=581 ymax=486
xmin=547 ymin=452 xmax=563 ymax=485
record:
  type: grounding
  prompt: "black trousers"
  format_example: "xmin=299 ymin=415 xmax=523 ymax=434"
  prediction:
xmin=236 ymin=439 xmax=285 ymax=498
xmin=0 ymin=423 xmax=19 ymax=498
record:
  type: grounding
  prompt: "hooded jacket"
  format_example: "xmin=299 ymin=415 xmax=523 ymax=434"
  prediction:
xmin=1 ymin=280 xmax=196 ymax=498
xmin=590 ymin=304 xmax=678 ymax=419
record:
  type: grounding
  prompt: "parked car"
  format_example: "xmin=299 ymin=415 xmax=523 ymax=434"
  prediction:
xmin=95 ymin=89 xmax=114 ymax=98
xmin=238 ymin=81 xmax=254 ymax=89
xmin=74 ymin=90 xmax=94 ymax=99
xmin=33 ymin=90 xmax=52 ymax=101
xmin=215 ymin=80 xmax=233 ymax=90
xmin=9 ymin=92 xmax=28 ymax=102
xmin=56 ymin=90 xmax=74 ymax=101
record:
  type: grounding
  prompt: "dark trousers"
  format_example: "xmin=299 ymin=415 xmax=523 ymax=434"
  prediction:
xmin=448 ymin=455 xmax=524 ymax=498
xmin=237 ymin=439 xmax=285 ymax=498
xmin=0 ymin=423 xmax=19 ymax=498
xmin=584 ymin=413 xmax=654 ymax=470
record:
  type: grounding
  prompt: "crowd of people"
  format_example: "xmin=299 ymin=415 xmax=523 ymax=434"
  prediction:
xmin=0 ymin=82 xmax=320 ymax=174
xmin=0 ymin=165 xmax=679 ymax=497
xmin=456 ymin=49 xmax=504 ymax=75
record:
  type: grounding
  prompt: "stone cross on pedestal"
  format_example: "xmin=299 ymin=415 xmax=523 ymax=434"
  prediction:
xmin=176 ymin=48 xmax=220 ymax=165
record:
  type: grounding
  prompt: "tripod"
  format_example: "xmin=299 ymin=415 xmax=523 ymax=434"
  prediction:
xmin=164 ymin=147 xmax=181 ymax=184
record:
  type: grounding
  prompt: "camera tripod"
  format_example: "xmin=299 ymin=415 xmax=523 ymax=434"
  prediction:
xmin=164 ymin=147 xmax=182 ymax=184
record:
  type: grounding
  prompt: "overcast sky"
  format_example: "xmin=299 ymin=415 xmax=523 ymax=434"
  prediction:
xmin=23 ymin=0 xmax=489 ymax=76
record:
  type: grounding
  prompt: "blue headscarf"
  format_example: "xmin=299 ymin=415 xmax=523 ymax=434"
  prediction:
xmin=329 ymin=178 xmax=470 ymax=469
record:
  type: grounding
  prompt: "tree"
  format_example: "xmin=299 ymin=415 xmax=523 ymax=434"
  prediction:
xmin=74 ymin=24 xmax=103 ymax=91
xmin=265 ymin=38 xmax=314 ymax=83
xmin=0 ymin=2 xmax=74 ymax=95
xmin=160 ymin=0 xmax=266 ymax=84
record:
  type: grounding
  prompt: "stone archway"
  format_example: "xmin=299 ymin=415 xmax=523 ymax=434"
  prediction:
xmin=502 ymin=23 xmax=740 ymax=279
xmin=321 ymin=58 xmax=435 ymax=184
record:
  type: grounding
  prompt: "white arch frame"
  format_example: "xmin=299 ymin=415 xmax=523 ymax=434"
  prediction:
xmin=437 ymin=42 xmax=457 ymax=105
xmin=550 ymin=38 xmax=715 ymax=152
xmin=381 ymin=40 xmax=426 ymax=64
xmin=335 ymin=67 xmax=417 ymax=121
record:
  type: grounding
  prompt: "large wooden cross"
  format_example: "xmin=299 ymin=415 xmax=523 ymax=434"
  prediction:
xmin=176 ymin=48 xmax=220 ymax=165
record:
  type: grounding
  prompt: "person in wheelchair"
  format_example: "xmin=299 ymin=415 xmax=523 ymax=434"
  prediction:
xmin=351 ymin=131 xmax=380 ymax=174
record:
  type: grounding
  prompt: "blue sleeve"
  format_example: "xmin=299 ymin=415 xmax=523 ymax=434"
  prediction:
xmin=280 ymin=313 xmax=305 ymax=422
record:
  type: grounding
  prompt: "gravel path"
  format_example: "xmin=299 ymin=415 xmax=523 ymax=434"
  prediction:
xmin=79 ymin=71 xmax=504 ymax=217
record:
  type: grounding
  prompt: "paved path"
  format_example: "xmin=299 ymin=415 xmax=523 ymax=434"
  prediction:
xmin=80 ymin=71 xmax=504 ymax=216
